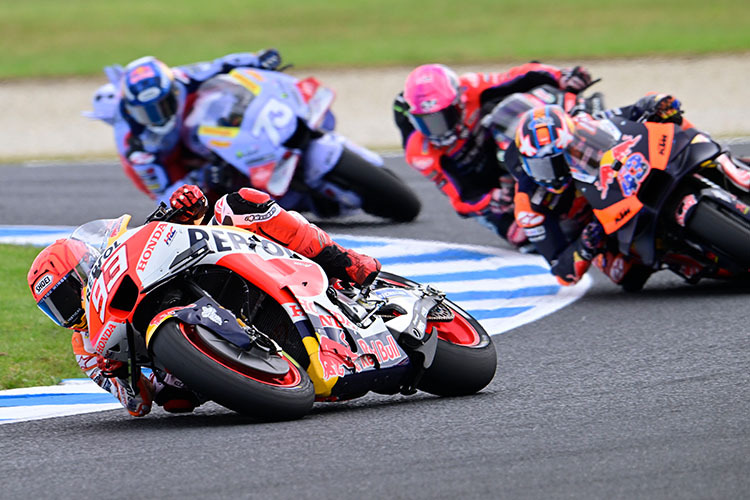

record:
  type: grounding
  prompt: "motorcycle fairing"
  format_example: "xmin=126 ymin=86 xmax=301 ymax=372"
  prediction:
xmin=83 ymin=218 xmax=411 ymax=401
xmin=86 ymin=221 xmax=324 ymax=352
xmin=203 ymin=229 xmax=411 ymax=398
xmin=281 ymin=285 xmax=409 ymax=399
xmin=191 ymin=69 xmax=310 ymax=196
xmin=294 ymin=76 xmax=335 ymax=129
xmin=588 ymin=123 xmax=675 ymax=234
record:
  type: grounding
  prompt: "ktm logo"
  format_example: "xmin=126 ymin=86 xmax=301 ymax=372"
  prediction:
xmin=658 ymin=134 xmax=668 ymax=155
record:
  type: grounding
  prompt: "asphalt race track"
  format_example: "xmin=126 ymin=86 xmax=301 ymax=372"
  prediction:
xmin=2 ymin=153 xmax=750 ymax=499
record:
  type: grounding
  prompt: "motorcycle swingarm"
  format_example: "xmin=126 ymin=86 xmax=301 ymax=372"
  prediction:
xmin=383 ymin=290 xmax=442 ymax=370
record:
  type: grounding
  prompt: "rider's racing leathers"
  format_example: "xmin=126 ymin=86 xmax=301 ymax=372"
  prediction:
xmin=113 ymin=52 xmax=279 ymax=204
xmin=393 ymin=62 xmax=589 ymax=247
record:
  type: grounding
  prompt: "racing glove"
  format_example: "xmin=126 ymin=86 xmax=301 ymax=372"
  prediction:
xmin=169 ymin=185 xmax=208 ymax=223
xmin=634 ymin=93 xmax=683 ymax=125
xmin=488 ymin=176 xmax=515 ymax=215
xmin=560 ymin=66 xmax=593 ymax=93
xmin=257 ymin=48 xmax=282 ymax=71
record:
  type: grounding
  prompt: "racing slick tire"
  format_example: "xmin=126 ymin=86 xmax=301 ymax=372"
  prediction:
xmin=324 ymin=148 xmax=421 ymax=222
xmin=150 ymin=320 xmax=315 ymax=421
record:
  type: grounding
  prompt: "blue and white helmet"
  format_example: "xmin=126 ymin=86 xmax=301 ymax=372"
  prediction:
xmin=122 ymin=56 xmax=178 ymax=132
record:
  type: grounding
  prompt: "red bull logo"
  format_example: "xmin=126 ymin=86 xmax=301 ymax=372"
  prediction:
xmin=597 ymin=135 xmax=643 ymax=200
xmin=597 ymin=163 xmax=616 ymax=200
xmin=318 ymin=335 xmax=360 ymax=380
xmin=357 ymin=336 xmax=402 ymax=364
xmin=128 ymin=65 xmax=156 ymax=85
xmin=618 ymin=153 xmax=650 ymax=197
xmin=611 ymin=134 xmax=642 ymax=161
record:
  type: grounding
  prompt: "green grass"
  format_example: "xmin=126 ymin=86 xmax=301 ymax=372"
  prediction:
xmin=0 ymin=245 xmax=82 ymax=390
xmin=1 ymin=0 xmax=749 ymax=78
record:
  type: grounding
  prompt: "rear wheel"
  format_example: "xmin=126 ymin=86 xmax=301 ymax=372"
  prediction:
xmin=419 ymin=310 xmax=497 ymax=397
xmin=150 ymin=320 xmax=314 ymax=421
xmin=324 ymin=148 xmax=421 ymax=222
xmin=375 ymin=272 xmax=497 ymax=396
xmin=686 ymin=200 xmax=750 ymax=268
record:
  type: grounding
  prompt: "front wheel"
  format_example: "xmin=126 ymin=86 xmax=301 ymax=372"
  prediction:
xmin=375 ymin=272 xmax=497 ymax=396
xmin=324 ymin=148 xmax=421 ymax=222
xmin=150 ymin=320 xmax=315 ymax=421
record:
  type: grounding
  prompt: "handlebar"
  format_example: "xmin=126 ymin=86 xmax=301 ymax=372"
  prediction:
xmin=144 ymin=202 xmax=185 ymax=224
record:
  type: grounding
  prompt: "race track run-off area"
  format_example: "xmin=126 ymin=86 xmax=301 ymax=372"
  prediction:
xmin=0 ymin=226 xmax=590 ymax=424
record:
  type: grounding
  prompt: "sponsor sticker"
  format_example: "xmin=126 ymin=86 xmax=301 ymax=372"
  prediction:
xmin=34 ymin=274 xmax=53 ymax=296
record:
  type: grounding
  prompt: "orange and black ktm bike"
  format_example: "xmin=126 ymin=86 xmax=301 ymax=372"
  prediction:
xmin=568 ymin=114 xmax=750 ymax=291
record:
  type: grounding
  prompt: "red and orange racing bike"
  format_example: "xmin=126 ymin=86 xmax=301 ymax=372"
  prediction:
xmin=68 ymin=206 xmax=496 ymax=421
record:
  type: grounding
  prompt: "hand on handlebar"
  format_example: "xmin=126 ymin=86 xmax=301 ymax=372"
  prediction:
xmin=560 ymin=66 xmax=594 ymax=93
xmin=635 ymin=93 xmax=683 ymax=125
xmin=169 ymin=185 xmax=208 ymax=224
xmin=578 ymin=220 xmax=606 ymax=260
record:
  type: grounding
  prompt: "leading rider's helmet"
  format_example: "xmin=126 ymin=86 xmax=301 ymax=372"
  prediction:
xmin=28 ymin=239 xmax=95 ymax=330
xmin=515 ymin=105 xmax=576 ymax=193
xmin=403 ymin=64 xmax=464 ymax=147
xmin=122 ymin=56 xmax=179 ymax=132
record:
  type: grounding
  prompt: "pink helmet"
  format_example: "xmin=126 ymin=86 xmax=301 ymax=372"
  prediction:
xmin=403 ymin=64 xmax=463 ymax=146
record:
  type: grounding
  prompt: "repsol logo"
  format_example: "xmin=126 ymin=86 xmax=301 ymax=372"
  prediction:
xmin=187 ymin=227 xmax=298 ymax=258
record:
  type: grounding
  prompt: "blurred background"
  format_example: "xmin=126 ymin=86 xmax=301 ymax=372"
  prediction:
xmin=1 ymin=0 xmax=749 ymax=160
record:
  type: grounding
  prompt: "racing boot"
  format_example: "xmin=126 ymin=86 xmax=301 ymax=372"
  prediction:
xmin=215 ymin=188 xmax=381 ymax=287
xmin=309 ymin=240 xmax=381 ymax=288
xmin=151 ymin=372 xmax=201 ymax=414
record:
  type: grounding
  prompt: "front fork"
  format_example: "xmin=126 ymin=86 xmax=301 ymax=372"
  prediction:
xmin=330 ymin=283 xmax=444 ymax=394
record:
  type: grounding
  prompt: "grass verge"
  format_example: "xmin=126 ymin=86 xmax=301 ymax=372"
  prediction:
xmin=1 ymin=0 xmax=749 ymax=78
xmin=0 ymin=244 xmax=82 ymax=390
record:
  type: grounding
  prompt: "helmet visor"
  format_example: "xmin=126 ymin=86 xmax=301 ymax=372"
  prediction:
xmin=521 ymin=152 xmax=572 ymax=191
xmin=126 ymin=88 xmax=178 ymax=127
xmin=410 ymin=105 xmax=461 ymax=146
xmin=37 ymin=271 xmax=85 ymax=328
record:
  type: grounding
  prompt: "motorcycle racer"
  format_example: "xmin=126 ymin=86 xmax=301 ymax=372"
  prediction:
xmin=392 ymin=62 xmax=594 ymax=249
xmin=102 ymin=49 xmax=284 ymax=205
xmin=27 ymin=185 xmax=380 ymax=417
xmin=502 ymin=94 xmax=741 ymax=287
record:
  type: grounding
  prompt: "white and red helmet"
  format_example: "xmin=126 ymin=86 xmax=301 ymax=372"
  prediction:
xmin=403 ymin=64 xmax=464 ymax=146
